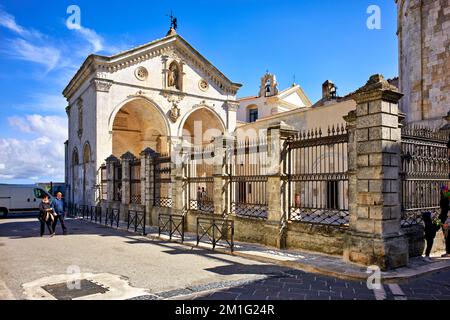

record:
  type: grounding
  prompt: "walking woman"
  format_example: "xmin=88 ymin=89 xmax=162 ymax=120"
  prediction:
xmin=39 ymin=195 xmax=55 ymax=237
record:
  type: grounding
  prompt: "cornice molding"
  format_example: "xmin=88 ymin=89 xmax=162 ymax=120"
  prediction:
xmin=63 ymin=35 xmax=242 ymax=100
xmin=91 ymin=78 xmax=113 ymax=92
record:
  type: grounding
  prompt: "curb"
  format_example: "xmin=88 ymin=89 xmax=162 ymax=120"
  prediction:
xmin=76 ymin=218 xmax=450 ymax=284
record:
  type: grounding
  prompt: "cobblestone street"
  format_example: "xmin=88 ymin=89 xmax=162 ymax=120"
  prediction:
xmin=1 ymin=216 xmax=449 ymax=300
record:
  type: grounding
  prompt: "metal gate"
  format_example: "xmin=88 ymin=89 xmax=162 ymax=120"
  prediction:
xmin=153 ymin=155 xmax=172 ymax=208
xmin=229 ymin=138 xmax=269 ymax=219
xmin=286 ymin=125 xmax=349 ymax=227
xmin=400 ymin=126 xmax=450 ymax=227
xmin=187 ymin=144 xmax=215 ymax=215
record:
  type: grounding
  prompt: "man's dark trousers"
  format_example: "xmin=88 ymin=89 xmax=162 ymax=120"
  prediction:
xmin=52 ymin=215 xmax=67 ymax=234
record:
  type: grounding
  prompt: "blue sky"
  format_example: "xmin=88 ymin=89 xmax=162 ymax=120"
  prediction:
xmin=0 ymin=0 xmax=398 ymax=184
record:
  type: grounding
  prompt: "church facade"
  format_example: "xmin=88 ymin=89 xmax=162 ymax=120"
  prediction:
xmin=64 ymin=28 xmax=241 ymax=205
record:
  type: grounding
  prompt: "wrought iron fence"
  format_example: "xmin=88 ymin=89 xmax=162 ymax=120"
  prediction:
xmin=400 ymin=126 xmax=450 ymax=227
xmin=187 ymin=144 xmax=215 ymax=215
xmin=287 ymin=125 xmax=349 ymax=227
xmin=76 ymin=205 xmax=83 ymax=218
xmin=229 ymin=138 xmax=268 ymax=219
xmin=105 ymin=208 xmax=120 ymax=228
xmin=130 ymin=160 xmax=141 ymax=204
xmin=196 ymin=217 xmax=234 ymax=252
xmin=158 ymin=213 xmax=185 ymax=242
xmin=79 ymin=205 xmax=89 ymax=219
xmin=154 ymin=156 xmax=172 ymax=208
xmin=127 ymin=210 xmax=146 ymax=235
xmin=90 ymin=206 xmax=102 ymax=223
xmin=67 ymin=203 xmax=76 ymax=217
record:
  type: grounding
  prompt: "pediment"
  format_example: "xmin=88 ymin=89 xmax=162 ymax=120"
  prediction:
xmin=64 ymin=33 xmax=241 ymax=100
xmin=277 ymin=85 xmax=312 ymax=108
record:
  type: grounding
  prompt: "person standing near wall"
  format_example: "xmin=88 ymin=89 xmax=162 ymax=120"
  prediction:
xmin=439 ymin=186 xmax=450 ymax=257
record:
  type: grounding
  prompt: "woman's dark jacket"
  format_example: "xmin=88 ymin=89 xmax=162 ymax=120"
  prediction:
xmin=39 ymin=201 xmax=52 ymax=220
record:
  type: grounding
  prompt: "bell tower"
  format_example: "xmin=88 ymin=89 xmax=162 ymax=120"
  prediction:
xmin=259 ymin=72 xmax=279 ymax=97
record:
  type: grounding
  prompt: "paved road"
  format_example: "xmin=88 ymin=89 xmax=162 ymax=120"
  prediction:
xmin=0 ymin=216 xmax=449 ymax=300
xmin=192 ymin=267 xmax=450 ymax=300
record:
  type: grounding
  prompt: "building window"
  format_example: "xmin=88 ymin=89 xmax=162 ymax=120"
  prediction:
xmin=248 ymin=108 xmax=258 ymax=123
xmin=327 ymin=181 xmax=339 ymax=210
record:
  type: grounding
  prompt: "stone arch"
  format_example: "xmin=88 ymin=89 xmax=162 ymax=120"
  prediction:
xmin=111 ymin=97 xmax=170 ymax=156
xmin=179 ymin=106 xmax=226 ymax=146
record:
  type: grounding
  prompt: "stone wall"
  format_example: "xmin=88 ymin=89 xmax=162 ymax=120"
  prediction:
xmin=397 ymin=0 xmax=450 ymax=128
xmin=285 ymin=223 xmax=346 ymax=256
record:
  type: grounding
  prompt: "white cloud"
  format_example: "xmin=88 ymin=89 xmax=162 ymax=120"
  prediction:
xmin=73 ymin=25 xmax=104 ymax=53
xmin=0 ymin=137 xmax=65 ymax=181
xmin=13 ymin=93 xmax=67 ymax=113
xmin=8 ymin=114 xmax=67 ymax=141
xmin=0 ymin=9 xmax=121 ymax=73
xmin=2 ymin=38 xmax=61 ymax=72
xmin=0 ymin=9 xmax=42 ymax=38
xmin=0 ymin=115 xmax=67 ymax=181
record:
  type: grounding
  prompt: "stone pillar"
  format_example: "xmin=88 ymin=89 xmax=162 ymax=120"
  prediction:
xmin=265 ymin=122 xmax=297 ymax=249
xmin=171 ymin=140 xmax=186 ymax=215
xmin=343 ymin=74 xmax=408 ymax=270
xmin=105 ymin=155 xmax=119 ymax=203
xmin=225 ymin=101 xmax=239 ymax=134
xmin=140 ymin=148 xmax=158 ymax=225
xmin=213 ymin=135 xmax=234 ymax=216
xmin=120 ymin=152 xmax=136 ymax=206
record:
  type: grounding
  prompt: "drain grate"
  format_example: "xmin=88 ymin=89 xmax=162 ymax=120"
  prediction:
xmin=42 ymin=279 xmax=109 ymax=300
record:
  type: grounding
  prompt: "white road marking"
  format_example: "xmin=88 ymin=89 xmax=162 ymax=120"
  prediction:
xmin=388 ymin=284 xmax=407 ymax=300
xmin=373 ymin=286 xmax=386 ymax=300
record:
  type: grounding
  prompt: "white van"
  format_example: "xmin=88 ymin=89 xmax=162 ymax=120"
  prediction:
xmin=0 ymin=184 xmax=53 ymax=218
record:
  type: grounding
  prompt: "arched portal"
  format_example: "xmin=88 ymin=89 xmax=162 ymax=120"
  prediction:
xmin=181 ymin=108 xmax=225 ymax=146
xmin=112 ymin=98 xmax=170 ymax=157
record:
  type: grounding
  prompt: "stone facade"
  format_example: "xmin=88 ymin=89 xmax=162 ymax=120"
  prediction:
xmin=396 ymin=0 xmax=450 ymax=128
xmin=237 ymin=72 xmax=312 ymax=123
xmin=64 ymin=29 xmax=241 ymax=206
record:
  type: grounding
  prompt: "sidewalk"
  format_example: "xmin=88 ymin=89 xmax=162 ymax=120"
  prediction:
xmin=76 ymin=218 xmax=450 ymax=283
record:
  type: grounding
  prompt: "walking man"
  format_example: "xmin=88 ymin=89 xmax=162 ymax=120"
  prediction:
xmin=52 ymin=192 xmax=68 ymax=235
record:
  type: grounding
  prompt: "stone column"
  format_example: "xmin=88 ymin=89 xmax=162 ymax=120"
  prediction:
xmin=225 ymin=101 xmax=239 ymax=134
xmin=171 ymin=140 xmax=186 ymax=215
xmin=120 ymin=152 xmax=136 ymax=206
xmin=213 ymin=135 xmax=234 ymax=216
xmin=105 ymin=155 xmax=119 ymax=203
xmin=265 ymin=122 xmax=297 ymax=249
xmin=343 ymin=74 xmax=408 ymax=270
xmin=140 ymin=148 xmax=158 ymax=225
